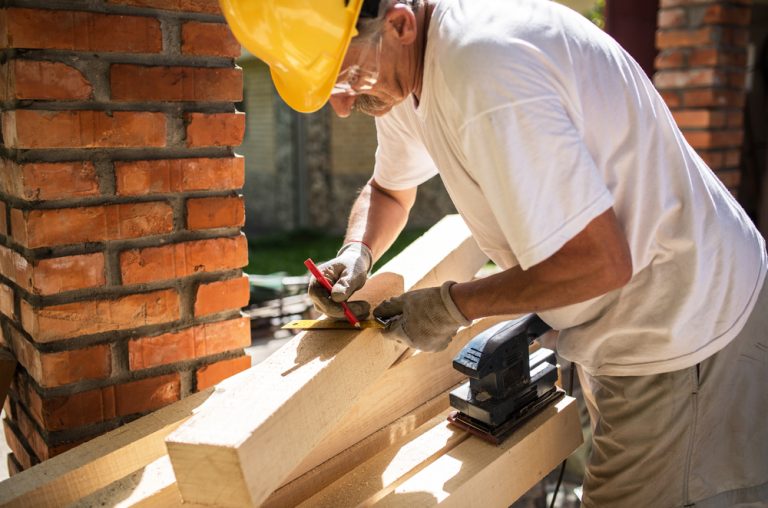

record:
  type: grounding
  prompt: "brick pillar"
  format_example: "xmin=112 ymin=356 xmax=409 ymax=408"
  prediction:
xmin=0 ymin=1 xmax=250 ymax=473
xmin=655 ymin=0 xmax=752 ymax=193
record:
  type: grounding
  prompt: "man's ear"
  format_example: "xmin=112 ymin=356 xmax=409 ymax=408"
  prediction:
xmin=383 ymin=3 xmax=418 ymax=45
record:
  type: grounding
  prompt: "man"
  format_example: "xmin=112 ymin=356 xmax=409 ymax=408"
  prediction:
xmin=222 ymin=0 xmax=768 ymax=506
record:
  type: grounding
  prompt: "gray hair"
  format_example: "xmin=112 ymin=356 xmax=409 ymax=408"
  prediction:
xmin=355 ymin=0 xmax=423 ymax=42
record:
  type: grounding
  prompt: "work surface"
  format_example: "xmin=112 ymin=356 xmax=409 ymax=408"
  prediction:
xmin=0 ymin=216 xmax=583 ymax=507
xmin=0 ymin=390 xmax=581 ymax=507
xmin=297 ymin=396 xmax=582 ymax=508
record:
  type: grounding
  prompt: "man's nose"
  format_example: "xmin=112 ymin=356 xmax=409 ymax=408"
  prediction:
xmin=329 ymin=94 xmax=355 ymax=118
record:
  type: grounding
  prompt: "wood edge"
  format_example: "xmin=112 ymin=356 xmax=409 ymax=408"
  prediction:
xmin=166 ymin=217 xmax=486 ymax=506
xmin=263 ymin=391 xmax=452 ymax=507
xmin=0 ymin=388 xmax=213 ymax=508
xmin=376 ymin=396 xmax=582 ymax=507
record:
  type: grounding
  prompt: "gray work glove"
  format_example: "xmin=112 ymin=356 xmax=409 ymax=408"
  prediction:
xmin=308 ymin=242 xmax=373 ymax=320
xmin=373 ymin=281 xmax=470 ymax=352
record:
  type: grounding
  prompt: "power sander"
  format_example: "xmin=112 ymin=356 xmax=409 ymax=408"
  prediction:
xmin=447 ymin=314 xmax=564 ymax=445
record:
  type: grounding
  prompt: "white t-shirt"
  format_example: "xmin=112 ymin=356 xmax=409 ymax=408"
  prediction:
xmin=373 ymin=0 xmax=767 ymax=376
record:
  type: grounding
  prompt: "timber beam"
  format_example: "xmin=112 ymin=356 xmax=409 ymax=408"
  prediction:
xmin=165 ymin=215 xmax=488 ymax=507
xmin=303 ymin=396 xmax=582 ymax=507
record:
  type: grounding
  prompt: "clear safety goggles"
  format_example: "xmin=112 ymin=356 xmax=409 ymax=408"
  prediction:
xmin=331 ymin=35 xmax=382 ymax=96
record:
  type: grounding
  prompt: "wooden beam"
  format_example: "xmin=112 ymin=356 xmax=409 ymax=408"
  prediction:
xmin=60 ymin=395 xmax=579 ymax=508
xmin=265 ymin=317 xmax=517 ymax=507
xmin=70 ymin=393 xmax=450 ymax=508
xmin=305 ymin=396 xmax=582 ymax=507
xmin=62 ymin=317 xmax=511 ymax=508
xmin=380 ymin=396 xmax=580 ymax=507
xmin=0 ymin=388 xmax=214 ymax=508
xmin=69 ymin=456 xmax=181 ymax=508
xmin=300 ymin=411 xmax=467 ymax=507
xmin=264 ymin=392 xmax=451 ymax=508
xmin=165 ymin=215 xmax=488 ymax=507
xmin=36 ymin=392 xmax=578 ymax=508
xmin=275 ymin=316 xmax=511 ymax=494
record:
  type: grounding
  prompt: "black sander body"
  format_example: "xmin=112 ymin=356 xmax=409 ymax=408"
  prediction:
xmin=448 ymin=314 xmax=564 ymax=445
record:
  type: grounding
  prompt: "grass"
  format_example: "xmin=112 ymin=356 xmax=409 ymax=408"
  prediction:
xmin=245 ymin=228 xmax=429 ymax=276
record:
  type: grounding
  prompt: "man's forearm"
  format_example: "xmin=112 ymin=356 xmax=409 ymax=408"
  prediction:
xmin=451 ymin=263 xmax=618 ymax=319
xmin=344 ymin=180 xmax=416 ymax=263
xmin=451 ymin=208 xmax=633 ymax=320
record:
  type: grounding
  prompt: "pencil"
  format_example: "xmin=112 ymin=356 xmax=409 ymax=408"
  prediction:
xmin=304 ymin=258 xmax=362 ymax=328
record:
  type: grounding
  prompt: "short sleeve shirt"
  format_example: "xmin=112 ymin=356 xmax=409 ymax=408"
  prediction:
xmin=373 ymin=0 xmax=767 ymax=376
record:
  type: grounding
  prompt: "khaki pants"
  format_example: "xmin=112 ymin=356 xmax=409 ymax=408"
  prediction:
xmin=578 ymin=279 xmax=768 ymax=508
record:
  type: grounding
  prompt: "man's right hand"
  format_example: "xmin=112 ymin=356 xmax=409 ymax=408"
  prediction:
xmin=307 ymin=241 xmax=373 ymax=320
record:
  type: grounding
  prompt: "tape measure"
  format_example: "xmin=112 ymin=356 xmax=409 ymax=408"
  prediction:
xmin=281 ymin=319 xmax=385 ymax=330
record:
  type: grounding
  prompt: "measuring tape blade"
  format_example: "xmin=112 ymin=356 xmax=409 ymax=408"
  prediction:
xmin=281 ymin=319 xmax=385 ymax=330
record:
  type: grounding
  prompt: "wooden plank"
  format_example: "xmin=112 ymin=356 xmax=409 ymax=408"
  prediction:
xmin=376 ymin=396 xmax=582 ymax=507
xmin=280 ymin=316 xmax=512 ymax=487
xmin=69 ymin=456 xmax=181 ymax=508
xmin=73 ymin=394 xmax=450 ymax=508
xmin=264 ymin=390 xmax=452 ymax=508
xmin=75 ymin=394 xmax=581 ymax=508
xmin=300 ymin=411 xmax=466 ymax=507
xmin=64 ymin=318 xmax=517 ymax=508
xmin=265 ymin=318 xmax=527 ymax=507
xmin=69 ymin=456 xmax=211 ymax=508
xmin=0 ymin=388 xmax=214 ymax=508
xmin=305 ymin=397 xmax=580 ymax=508
xmin=165 ymin=215 xmax=488 ymax=507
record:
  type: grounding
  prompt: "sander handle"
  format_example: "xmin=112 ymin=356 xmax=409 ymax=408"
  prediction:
xmin=452 ymin=314 xmax=551 ymax=378
xmin=523 ymin=314 xmax=551 ymax=344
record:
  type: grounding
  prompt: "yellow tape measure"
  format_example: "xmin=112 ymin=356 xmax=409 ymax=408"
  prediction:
xmin=281 ymin=319 xmax=385 ymax=330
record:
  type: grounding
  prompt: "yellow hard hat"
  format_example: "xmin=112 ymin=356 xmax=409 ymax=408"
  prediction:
xmin=220 ymin=0 xmax=371 ymax=113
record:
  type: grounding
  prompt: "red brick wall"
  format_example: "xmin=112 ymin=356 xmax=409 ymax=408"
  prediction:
xmin=0 ymin=1 xmax=250 ymax=472
xmin=655 ymin=0 xmax=752 ymax=193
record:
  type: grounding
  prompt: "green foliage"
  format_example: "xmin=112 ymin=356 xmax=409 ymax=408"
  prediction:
xmin=585 ymin=0 xmax=605 ymax=29
xmin=245 ymin=228 xmax=428 ymax=276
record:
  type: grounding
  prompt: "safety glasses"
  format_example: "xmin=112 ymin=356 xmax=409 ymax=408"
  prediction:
xmin=331 ymin=35 xmax=382 ymax=96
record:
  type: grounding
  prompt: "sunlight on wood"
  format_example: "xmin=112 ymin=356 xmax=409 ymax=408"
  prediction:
xmin=394 ymin=455 xmax=463 ymax=503
xmin=381 ymin=424 xmax=456 ymax=485
xmin=118 ymin=457 xmax=174 ymax=507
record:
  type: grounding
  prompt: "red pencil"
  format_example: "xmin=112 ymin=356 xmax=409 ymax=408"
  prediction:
xmin=304 ymin=258 xmax=361 ymax=328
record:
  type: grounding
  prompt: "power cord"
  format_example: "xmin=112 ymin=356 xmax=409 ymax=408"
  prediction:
xmin=548 ymin=364 xmax=576 ymax=508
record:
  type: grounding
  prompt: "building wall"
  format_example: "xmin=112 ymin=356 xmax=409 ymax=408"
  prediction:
xmin=0 ymin=0 xmax=251 ymax=474
xmin=330 ymin=110 xmax=379 ymax=180
xmin=238 ymin=59 xmax=287 ymax=234
xmin=331 ymin=110 xmax=457 ymax=230
xmin=239 ymin=63 xmax=457 ymax=234
xmin=654 ymin=0 xmax=752 ymax=195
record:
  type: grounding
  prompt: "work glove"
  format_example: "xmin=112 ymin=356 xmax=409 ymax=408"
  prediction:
xmin=373 ymin=281 xmax=470 ymax=352
xmin=308 ymin=242 xmax=373 ymax=320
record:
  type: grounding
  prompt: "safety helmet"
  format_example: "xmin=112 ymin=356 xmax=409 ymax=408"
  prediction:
xmin=220 ymin=0 xmax=382 ymax=113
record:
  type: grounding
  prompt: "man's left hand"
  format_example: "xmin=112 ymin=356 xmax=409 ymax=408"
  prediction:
xmin=373 ymin=281 xmax=471 ymax=352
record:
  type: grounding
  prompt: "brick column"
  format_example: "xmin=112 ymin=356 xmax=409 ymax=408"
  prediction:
xmin=0 ymin=1 xmax=250 ymax=473
xmin=655 ymin=0 xmax=752 ymax=193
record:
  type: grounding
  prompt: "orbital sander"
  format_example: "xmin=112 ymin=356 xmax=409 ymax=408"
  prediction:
xmin=448 ymin=314 xmax=564 ymax=445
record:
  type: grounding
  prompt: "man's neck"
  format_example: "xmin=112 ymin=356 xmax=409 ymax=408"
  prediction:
xmin=412 ymin=0 xmax=435 ymax=104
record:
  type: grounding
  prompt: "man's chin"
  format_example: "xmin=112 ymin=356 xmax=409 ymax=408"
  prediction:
xmin=354 ymin=95 xmax=400 ymax=117
xmin=365 ymin=105 xmax=394 ymax=117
